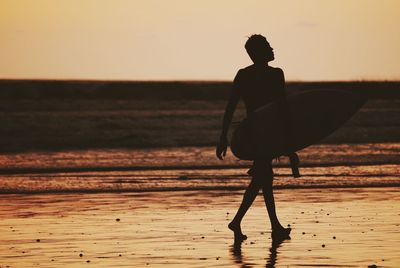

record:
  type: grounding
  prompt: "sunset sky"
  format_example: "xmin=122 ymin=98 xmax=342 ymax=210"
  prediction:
xmin=1 ymin=0 xmax=399 ymax=81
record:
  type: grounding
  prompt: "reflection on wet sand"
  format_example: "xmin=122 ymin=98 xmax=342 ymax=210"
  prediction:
xmin=231 ymin=236 xmax=287 ymax=268
xmin=0 ymin=188 xmax=398 ymax=267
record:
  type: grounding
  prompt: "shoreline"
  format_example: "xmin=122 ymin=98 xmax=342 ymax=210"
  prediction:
xmin=1 ymin=183 xmax=400 ymax=196
xmin=0 ymin=158 xmax=399 ymax=175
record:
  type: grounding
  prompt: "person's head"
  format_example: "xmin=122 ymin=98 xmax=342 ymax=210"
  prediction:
xmin=245 ymin=34 xmax=274 ymax=64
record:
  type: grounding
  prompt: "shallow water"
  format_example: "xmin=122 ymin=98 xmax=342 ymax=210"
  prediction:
xmin=0 ymin=143 xmax=399 ymax=193
xmin=1 ymin=143 xmax=399 ymax=170
xmin=0 ymin=164 xmax=399 ymax=194
xmin=0 ymin=188 xmax=399 ymax=267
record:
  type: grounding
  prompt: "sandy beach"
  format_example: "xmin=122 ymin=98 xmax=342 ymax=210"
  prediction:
xmin=0 ymin=187 xmax=399 ymax=267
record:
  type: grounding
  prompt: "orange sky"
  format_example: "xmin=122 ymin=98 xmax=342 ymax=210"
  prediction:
xmin=1 ymin=0 xmax=399 ymax=81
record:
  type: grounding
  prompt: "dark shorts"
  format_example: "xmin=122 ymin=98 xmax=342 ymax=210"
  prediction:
xmin=247 ymin=159 xmax=274 ymax=177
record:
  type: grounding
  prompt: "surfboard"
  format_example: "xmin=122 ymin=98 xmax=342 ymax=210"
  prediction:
xmin=230 ymin=89 xmax=366 ymax=160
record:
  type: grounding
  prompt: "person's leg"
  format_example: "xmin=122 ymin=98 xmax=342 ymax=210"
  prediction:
xmin=261 ymin=162 xmax=291 ymax=238
xmin=229 ymin=162 xmax=263 ymax=240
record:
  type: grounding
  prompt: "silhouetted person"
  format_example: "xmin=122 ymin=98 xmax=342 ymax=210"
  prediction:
xmin=216 ymin=34 xmax=298 ymax=242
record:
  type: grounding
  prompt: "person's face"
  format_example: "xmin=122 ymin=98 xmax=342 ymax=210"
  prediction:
xmin=250 ymin=41 xmax=274 ymax=64
xmin=265 ymin=42 xmax=274 ymax=62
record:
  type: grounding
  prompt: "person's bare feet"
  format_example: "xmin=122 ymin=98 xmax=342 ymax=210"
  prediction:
xmin=271 ymin=226 xmax=291 ymax=241
xmin=228 ymin=221 xmax=248 ymax=241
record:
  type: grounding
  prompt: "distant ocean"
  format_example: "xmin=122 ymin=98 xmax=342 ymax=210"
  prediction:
xmin=0 ymin=80 xmax=399 ymax=152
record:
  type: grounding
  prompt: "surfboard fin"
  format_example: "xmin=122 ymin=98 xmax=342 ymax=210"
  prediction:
xmin=288 ymin=153 xmax=301 ymax=178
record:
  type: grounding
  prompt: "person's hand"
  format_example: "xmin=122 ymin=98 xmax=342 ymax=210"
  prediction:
xmin=216 ymin=136 xmax=228 ymax=160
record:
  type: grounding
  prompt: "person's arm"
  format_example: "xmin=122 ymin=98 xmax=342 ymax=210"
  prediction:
xmin=276 ymin=69 xmax=301 ymax=177
xmin=216 ymin=72 xmax=241 ymax=160
xmin=220 ymin=92 xmax=240 ymax=138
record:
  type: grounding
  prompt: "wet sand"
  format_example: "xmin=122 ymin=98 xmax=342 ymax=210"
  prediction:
xmin=0 ymin=187 xmax=399 ymax=267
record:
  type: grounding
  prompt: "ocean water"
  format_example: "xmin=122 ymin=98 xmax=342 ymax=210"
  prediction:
xmin=0 ymin=143 xmax=399 ymax=193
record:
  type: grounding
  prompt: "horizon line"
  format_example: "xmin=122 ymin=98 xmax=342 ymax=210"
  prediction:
xmin=1 ymin=78 xmax=400 ymax=84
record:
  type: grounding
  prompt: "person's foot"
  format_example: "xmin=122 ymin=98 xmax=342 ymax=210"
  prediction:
xmin=228 ymin=221 xmax=248 ymax=242
xmin=271 ymin=226 xmax=291 ymax=241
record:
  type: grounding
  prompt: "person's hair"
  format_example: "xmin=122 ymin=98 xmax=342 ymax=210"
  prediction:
xmin=245 ymin=34 xmax=268 ymax=62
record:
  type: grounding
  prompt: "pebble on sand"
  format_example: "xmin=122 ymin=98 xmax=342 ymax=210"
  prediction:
xmin=79 ymin=253 xmax=83 ymax=257
xmin=322 ymin=244 xmax=325 ymax=248
xmin=116 ymin=218 xmax=120 ymax=222
xmin=36 ymin=239 xmax=40 ymax=242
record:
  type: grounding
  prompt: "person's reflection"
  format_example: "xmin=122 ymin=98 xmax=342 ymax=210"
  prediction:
xmin=230 ymin=240 xmax=254 ymax=268
xmin=230 ymin=236 xmax=289 ymax=268
xmin=265 ymin=237 xmax=287 ymax=268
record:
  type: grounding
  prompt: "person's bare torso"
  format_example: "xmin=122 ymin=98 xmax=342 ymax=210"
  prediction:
xmin=233 ymin=65 xmax=284 ymax=115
